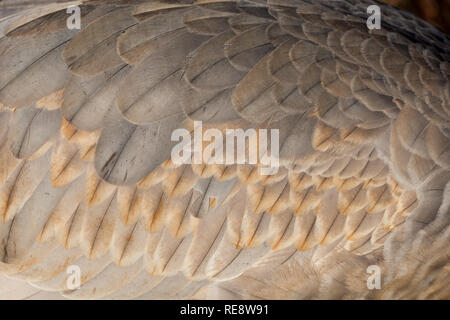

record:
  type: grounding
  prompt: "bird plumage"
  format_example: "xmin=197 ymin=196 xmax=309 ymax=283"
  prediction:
xmin=0 ymin=0 xmax=448 ymax=299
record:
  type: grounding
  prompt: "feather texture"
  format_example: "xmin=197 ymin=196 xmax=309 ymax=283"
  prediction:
xmin=0 ymin=0 xmax=449 ymax=300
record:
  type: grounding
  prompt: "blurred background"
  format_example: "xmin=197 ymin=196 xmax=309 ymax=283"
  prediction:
xmin=383 ymin=0 xmax=450 ymax=33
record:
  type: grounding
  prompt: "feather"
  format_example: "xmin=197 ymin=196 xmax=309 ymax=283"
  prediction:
xmin=341 ymin=29 xmax=369 ymax=66
xmin=56 ymin=202 xmax=87 ymax=249
xmin=0 ymin=30 xmax=73 ymax=108
xmin=292 ymin=186 xmax=321 ymax=216
xmin=277 ymin=12 xmax=307 ymax=40
xmin=165 ymin=190 xmax=200 ymax=238
xmin=62 ymin=65 xmax=130 ymax=131
xmin=394 ymin=105 xmax=430 ymax=158
xmin=62 ymin=8 xmax=137 ymax=77
xmin=238 ymin=209 xmax=271 ymax=248
xmin=206 ymin=235 xmax=271 ymax=281
xmin=338 ymin=159 xmax=368 ymax=179
xmin=183 ymin=7 xmax=234 ymax=35
xmin=94 ymin=112 xmax=185 ymax=185
xmin=267 ymin=210 xmax=295 ymax=249
xmin=195 ymin=0 xmax=240 ymax=14
xmin=426 ymin=124 xmax=450 ymax=170
xmin=396 ymin=190 xmax=418 ymax=217
xmin=1 ymin=0 xmax=450 ymax=300
xmin=316 ymin=92 xmax=358 ymax=128
xmin=340 ymin=125 xmax=387 ymax=145
xmin=84 ymin=165 xmax=116 ymax=207
xmin=232 ymin=53 xmax=283 ymax=123
xmin=360 ymin=38 xmax=385 ymax=75
xmin=350 ymin=75 xmax=398 ymax=117
xmin=185 ymin=30 xmax=246 ymax=91
xmin=81 ymin=190 xmax=119 ymax=259
xmin=118 ymin=10 xmax=189 ymax=65
xmin=389 ymin=129 xmax=414 ymax=188
xmin=32 ymin=253 xmax=112 ymax=292
xmin=266 ymin=22 xmax=292 ymax=46
xmin=297 ymin=63 xmax=326 ymax=102
xmin=39 ymin=175 xmax=85 ymax=243
xmin=103 ymin=270 xmax=162 ymax=299
xmin=419 ymin=64 xmax=446 ymax=99
xmin=63 ymin=259 xmax=143 ymax=299
xmin=4 ymin=2 xmax=83 ymax=37
xmin=302 ymin=22 xmax=331 ymax=47
xmin=366 ymin=184 xmax=392 ymax=213
xmin=344 ymin=209 xmax=383 ymax=241
xmin=162 ymin=165 xmax=198 ymax=198
xmin=357 ymin=160 xmax=386 ymax=180
xmin=184 ymin=205 xmax=227 ymax=280
xmin=131 ymin=2 xmax=190 ymax=21
xmin=338 ymin=184 xmax=367 ymax=216
xmin=140 ymin=184 xmax=167 ymax=233
xmin=0 ymin=139 xmax=22 ymax=186
xmin=8 ymin=107 xmax=61 ymax=159
xmin=268 ymin=39 xmax=298 ymax=84
xmin=338 ymin=98 xmax=386 ymax=124
xmin=228 ymin=13 xmax=270 ymax=34
xmin=50 ymin=137 xmax=87 ymax=188
xmin=148 ymin=230 xmax=190 ymax=276
xmin=13 ymin=246 xmax=82 ymax=282
xmin=3 ymin=176 xmax=66 ymax=264
xmin=0 ymin=149 xmax=51 ymax=223
xmin=311 ymin=120 xmax=337 ymax=152
xmin=247 ymin=179 xmax=287 ymax=214
xmin=321 ymin=69 xmax=352 ymax=99
xmin=225 ymin=24 xmax=273 ymax=72
xmin=137 ymin=163 xmax=167 ymax=189
xmin=294 ymin=210 xmax=318 ymax=251
xmin=407 ymin=153 xmax=438 ymax=184
xmin=135 ymin=272 xmax=203 ymax=300
xmin=271 ymin=81 xmax=311 ymax=115
xmin=380 ymin=48 xmax=409 ymax=86
xmin=313 ymin=190 xmax=346 ymax=245
xmin=116 ymin=32 xmax=208 ymax=124
xmin=117 ymin=186 xmax=148 ymax=226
